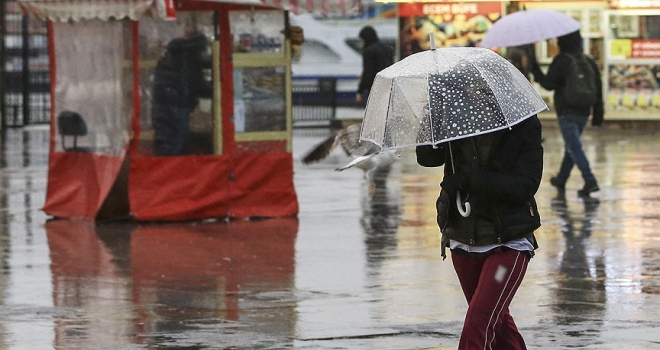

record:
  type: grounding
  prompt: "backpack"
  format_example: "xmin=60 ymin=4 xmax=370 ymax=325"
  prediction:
xmin=563 ymin=53 xmax=597 ymax=107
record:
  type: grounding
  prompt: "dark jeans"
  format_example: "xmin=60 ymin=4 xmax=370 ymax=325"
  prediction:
xmin=555 ymin=113 xmax=596 ymax=184
xmin=153 ymin=104 xmax=190 ymax=156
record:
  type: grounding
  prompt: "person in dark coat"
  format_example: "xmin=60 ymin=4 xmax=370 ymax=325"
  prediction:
xmin=416 ymin=114 xmax=543 ymax=349
xmin=531 ymin=30 xmax=604 ymax=196
xmin=356 ymin=26 xmax=394 ymax=105
xmin=152 ymin=28 xmax=213 ymax=156
xmin=506 ymin=44 xmax=535 ymax=81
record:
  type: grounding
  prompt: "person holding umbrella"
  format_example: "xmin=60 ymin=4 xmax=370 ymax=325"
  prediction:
xmin=415 ymin=90 xmax=543 ymax=350
xmin=359 ymin=46 xmax=548 ymax=349
xmin=530 ymin=30 xmax=604 ymax=196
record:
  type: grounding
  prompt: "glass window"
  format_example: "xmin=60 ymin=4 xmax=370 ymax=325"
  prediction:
xmin=609 ymin=15 xmax=641 ymax=38
xmin=138 ymin=12 xmax=215 ymax=156
xmin=233 ymin=66 xmax=286 ymax=132
xmin=229 ymin=10 xmax=285 ymax=53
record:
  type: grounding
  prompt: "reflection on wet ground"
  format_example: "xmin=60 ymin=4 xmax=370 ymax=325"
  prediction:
xmin=1 ymin=124 xmax=660 ymax=348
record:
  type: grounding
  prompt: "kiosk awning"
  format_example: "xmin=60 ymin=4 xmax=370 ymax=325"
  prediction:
xmin=18 ymin=0 xmax=157 ymax=21
xmin=19 ymin=0 xmax=361 ymax=21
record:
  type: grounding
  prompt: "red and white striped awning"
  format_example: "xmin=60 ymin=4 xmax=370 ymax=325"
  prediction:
xmin=202 ymin=0 xmax=361 ymax=17
xmin=18 ymin=0 xmax=157 ymax=22
xmin=18 ymin=0 xmax=360 ymax=22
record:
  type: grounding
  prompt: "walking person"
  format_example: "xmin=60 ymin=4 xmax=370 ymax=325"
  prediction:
xmin=356 ymin=26 xmax=394 ymax=105
xmin=416 ymin=114 xmax=543 ymax=349
xmin=530 ymin=30 xmax=604 ymax=196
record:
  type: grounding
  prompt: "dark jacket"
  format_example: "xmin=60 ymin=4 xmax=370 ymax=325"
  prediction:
xmin=357 ymin=26 xmax=394 ymax=95
xmin=416 ymin=116 xmax=543 ymax=251
xmin=531 ymin=31 xmax=604 ymax=124
xmin=153 ymin=33 xmax=213 ymax=109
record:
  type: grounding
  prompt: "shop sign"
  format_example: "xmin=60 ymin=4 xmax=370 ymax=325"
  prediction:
xmin=610 ymin=39 xmax=660 ymax=58
xmin=611 ymin=39 xmax=633 ymax=57
xmin=631 ymin=40 xmax=660 ymax=58
xmin=610 ymin=0 xmax=660 ymax=8
xmin=398 ymin=2 xmax=502 ymax=58
xmin=398 ymin=2 xmax=501 ymax=17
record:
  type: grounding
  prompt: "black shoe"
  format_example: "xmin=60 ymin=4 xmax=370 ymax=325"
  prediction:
xmin=550 ymin=176 xmax=565 ymax=191
xmin=578 ymin=179 xmax=600 ymax=197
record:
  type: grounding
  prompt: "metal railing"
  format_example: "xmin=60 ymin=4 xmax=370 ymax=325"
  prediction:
xmin=292 ymin=77 xmax=337 ymax=128
xmin=1 ymin=1 xmax=51 ymax=129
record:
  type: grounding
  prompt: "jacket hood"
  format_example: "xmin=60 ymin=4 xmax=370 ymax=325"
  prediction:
xmin=557 ymin=30 xmax=583 ymax=54
xmin=359 ymin=26 xmax=379 ymax=47
xmin=166 ymin=32 xmax=208 ymax=53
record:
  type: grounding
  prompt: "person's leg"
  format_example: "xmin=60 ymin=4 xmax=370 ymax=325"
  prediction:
xmin=557 ymin=114 xmax=597 ymax=184
xmin=452 ymin=249 xmax=486 ymax=302
xmin=453 ymin=248 xmax=530 ymax=350
xmin=174 ymin=107 xmax=190 ymax=155
xmin=552 ymin=117 xmax=575 ymax=189
xmin=152 ymin=103 xmax=179 ymax=156
xmin=552 ymin=149 xmax=574 ymax=189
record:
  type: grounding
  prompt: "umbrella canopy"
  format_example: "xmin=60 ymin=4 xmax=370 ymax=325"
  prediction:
xmin=479 ymin=9 xmax=581 ymax=48
xmin=360 ymin=47 xmax=547 ymax=150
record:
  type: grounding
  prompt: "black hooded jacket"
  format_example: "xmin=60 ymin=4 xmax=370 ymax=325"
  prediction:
xmin=416 ymin=116 xmax=543 ymax=250
xmin=531 ymin=31 xmax=604 ymax=123
xmin=153 ymin=33 xmax=213 ymax=109
xmin=357 ymin=26 xmax=394 ymax=95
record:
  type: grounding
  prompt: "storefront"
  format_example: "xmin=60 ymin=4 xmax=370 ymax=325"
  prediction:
xmin=604 ymin=2 xmax=660 ymax=118
xmin=519 ymin=0 xmax=660 ymax=119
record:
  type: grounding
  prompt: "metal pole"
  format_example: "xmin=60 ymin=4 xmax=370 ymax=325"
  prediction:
xmin=21 ymin=14 xmax=29 ymax=126
xmin=0 ymin=1 xmax=6 ymax=129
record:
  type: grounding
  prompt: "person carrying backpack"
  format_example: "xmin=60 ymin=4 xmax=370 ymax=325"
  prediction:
xmin=531 ymin=30 xmax=604 ymax=197
xmin=356 ymin=26 xmax=394 ymax=105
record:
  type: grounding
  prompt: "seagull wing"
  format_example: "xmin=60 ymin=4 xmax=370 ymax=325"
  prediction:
xmin=336 ymin=122 xmax=381 ymax=157
xmin=336 ymin=123 xmax=363 ymax=156
xmin=301 ymin=132 xmax=341 ymax=164
xmin=301 ymin=122 xmax=384 ymax=166
xmin=335 ymin=154 xmax=374 ymax=172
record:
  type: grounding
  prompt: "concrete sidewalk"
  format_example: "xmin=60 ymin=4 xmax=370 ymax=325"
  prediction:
xmin=1 ymin=125 xmax=660 ymax=349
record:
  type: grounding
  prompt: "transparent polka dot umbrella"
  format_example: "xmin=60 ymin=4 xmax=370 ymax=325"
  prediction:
xmin=360 ymin=46 xmax=548 ymax=150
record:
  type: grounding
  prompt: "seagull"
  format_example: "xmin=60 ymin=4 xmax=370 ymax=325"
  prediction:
xmin=301 ymin=122 xmax=400 ymax=177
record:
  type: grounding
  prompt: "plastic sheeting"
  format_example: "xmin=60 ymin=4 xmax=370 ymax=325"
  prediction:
xmin=137 ymin=12 xmax=216 ymax=156
xmin=129 ymin=153 xmax=298 ymax=221
xmin=44 ymin=20 xmax=132 ymax=219
xmin=52 ymin=20 xmax=132 ymax=156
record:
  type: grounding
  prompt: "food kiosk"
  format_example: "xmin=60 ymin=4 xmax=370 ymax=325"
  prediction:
xmin=18 ymin=0 xmax=359 ymax=221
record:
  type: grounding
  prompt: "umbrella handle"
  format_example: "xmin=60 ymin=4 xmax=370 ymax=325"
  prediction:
xmin=456 ymin=190 xmax=471 ymax=217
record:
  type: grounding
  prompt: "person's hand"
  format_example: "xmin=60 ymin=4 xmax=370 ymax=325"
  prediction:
xmin=440 ymin=173 xmax=471 ymax=196
xmin=356 ymin=93 xmax=363 ymax=103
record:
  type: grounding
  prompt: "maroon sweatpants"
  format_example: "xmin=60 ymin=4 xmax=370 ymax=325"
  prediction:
xmin=451 ymin=247 xmax=531 ymax=350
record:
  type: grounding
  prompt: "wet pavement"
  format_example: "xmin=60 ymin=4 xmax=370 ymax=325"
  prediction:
xmin=1 ymin=122 xmax=660 ymax=349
